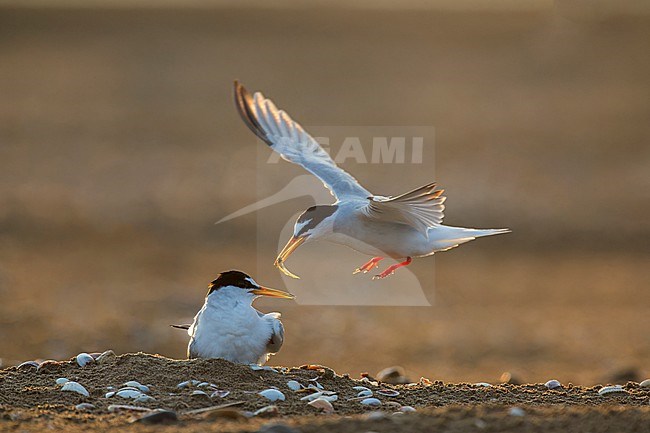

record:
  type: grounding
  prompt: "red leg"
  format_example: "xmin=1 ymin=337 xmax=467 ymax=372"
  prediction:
xmin=353 ymin=257 xmax=383 ymax=274
xmin=373 ymin=257 xmax=412 ymax=280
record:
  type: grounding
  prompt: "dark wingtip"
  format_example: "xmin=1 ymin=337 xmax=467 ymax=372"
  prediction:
xmin=233 ymin=80 xmax=274 ymax=147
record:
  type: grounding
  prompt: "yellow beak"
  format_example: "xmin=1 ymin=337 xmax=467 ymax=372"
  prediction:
xmin=274 ymin=235 xmax=307 ymax=279
xmin=251 ymin=286 xmax=295 ymax=299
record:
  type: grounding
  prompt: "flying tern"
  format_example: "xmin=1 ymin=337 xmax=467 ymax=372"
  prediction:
xmin=173 ymin=270 xmax=294 ymax=365
xmin=234 ymin=81 xmax=510 ymax=279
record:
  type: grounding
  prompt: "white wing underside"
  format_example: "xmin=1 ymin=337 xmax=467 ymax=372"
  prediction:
xmin=360 ymin=182 xmax=446 ymax=235
xmin=235 ymin=81 xmax=370 ymax=201
xmin=235 ymin=82 xmax=445 ymax=234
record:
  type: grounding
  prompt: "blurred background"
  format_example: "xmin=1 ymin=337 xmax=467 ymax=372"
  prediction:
xmin=0 ymin=0 xmax=649 ymax=384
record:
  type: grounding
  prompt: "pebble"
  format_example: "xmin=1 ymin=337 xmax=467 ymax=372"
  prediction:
xmin=75 ymin=403 xmax=96 ymax=411
xmin=598 ymin=385 xmax=627 ymax=396
xmin=56 ymin=378 xmax=70 ymax=385
xmin=365 ymin=411 xmax=386 ymax=421
xmin=286 ymin=380 xmax=302 ymax=391
xmin=639 ymin=379 xmax=650 ymax=388
xmin=508 ymin=407 xmax=525 ymax=417
xmin=259 ymin=389 xmax=286 ymax=402
xmin=545 ymin=379 xmax=562 ymax=390
xmin=76 ymin=353 xmax=94 ymax=367
xmin=17 ymin=361 xmax=39 ymax=371
xmin=308 ymin=397 xmax=334 ymax=414
xmin=360 ymin=398 xmax=382 ymax=406
xmin=61 ymin=381 xmax=90 ymax=397
xmin=135 ymin=409 xmax=178 ymax=424
xmin=400 ymin=406 xmax=416 ymax=412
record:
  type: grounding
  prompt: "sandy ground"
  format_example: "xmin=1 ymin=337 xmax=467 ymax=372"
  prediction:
xmin=1 ymin=353 xmax=650 ymax=433
xmin=0 ymin=5 xmax=649 ymax=432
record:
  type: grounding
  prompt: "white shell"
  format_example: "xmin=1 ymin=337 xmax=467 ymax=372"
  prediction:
xmin=287 ymin=380 xmax=303 ymax=391
xmin=197 ymin=382 xmax=210 ymax=388
xmin=259 ymin=389 xmax=286 ymax=402
xmin=400 ymin=406 xmax=416 ymax=412
xmin=473 ymin=382 xmax=492 ymax=387
xmin=76 ymin=353 xmax=94 ymax=367
xmin=300 ymin=391 xmax=323 ymax=401
xmin=210 ymin=390 xmax=230 ymax=398
xmin=56 ymin=378 xmax=70 ymax=385
xmin=105 ymin=391 xmax=116 ymax=398
xmin=123 ymin=381 xmax=150 ymax=393
xmin=308 ymin=397 xmax=334 ymax=414
xmin=96 ymin=350 xmax=116 ymax=364
xmin=545 ymin=379 xmax=561 ymax=390
xmin=508 ymin=407 xmax=525 ymax=417
xmin=250 ymin=365 xmax=264 ymax=371
xmin=61 ymin=381 xmax=90 ymax=397
xmin=353 ymin=386 xmax=371 ymax=392
xmin=639 ymin=379 xmax=650 ymax=388
xmin=360 ymin=398 xmax=382 ymax=406
xmin=377 ymin=389 xmax=399 ymax=397
xmin=357 ymin=389 xmax=373 ymax=398
xmin=191 ymin=390 xmax=210 ymax=397
xmin=116 ymin=389 xmax=143 ymax=399
xmin=75 ymin=403 xmax=95 ymax=410
xmin=598 ymin=385 xmax=626 ymax=396
xmin=176 ymin=381 xmax=192 ymax=389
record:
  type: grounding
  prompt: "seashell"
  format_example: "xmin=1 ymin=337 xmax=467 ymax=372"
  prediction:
xmin=308 ymin=397 xmax=334 ymax=414
xmin=56 ymin=378 xmax=70 ymax=385
xmin=197 ymin=382 xmax=210 ymax=388
xmin=400 ymin=406 xmax=416 ymax=412
xmin=598 ymin=385 xmax=626 ymax=396
xmin=353 ymin=386 xmax=371 ymax=392
xmin=133 ymin=395 xmax=155 ymax=403
xmin=191 ymin=390 xmax=210 ymax=398
xmin=96 ymin=350 xmax=116 ymax=364
xmin=134 ymin=409 xmax=178 ymax=424
xmin=107 ymin=404 xmax=150 ymax=412
xmin=89 ymin=352 xmax=102 ymax=360
xmin=508 ymin=407 xmax=525 ymax=417
xmin=123 ymin=381 xmax=150 ymax=393
xmin=210 ymin=390 xmax=230 ymax=398
xmin=176 ymin=381 xmax=192 ymax=389
xmin=37 ymin=360 xmax=61 ymax=372
xmin=253 ymin=405 xmax=280 ymax=418
xmin=250 ymin=364 xmax=265 ymax=371
xmin=116 ymin=389 xmax=143 ymax=399
xmin=359 ymin=377 xmax=379 ymax=386
xmin=191 ymin=380 xmax=201 ymax=385
xmin=118 ymin=387 xmax=141 ymax=392
xmin=300 ymin=391 xmax=323 ymax=401
xmin=357 ymin=389 xmax=373 ymax=398
xmin=76 ymin=353 xmax=94 ymax=367
xmin=61 ymin=381 xmax=90 ymax=397
xmin=259 ymin=389 xmax=286 ymax=402
xmin=17 ymin=361 xmax=39 ymax=371
xmin=286 ymin=380 xmax=302 ymax=391
xmin=639 ymin=379 xmax=650 ymax=388
xmin=377 ymin=389 xmax=399 ymax=397
xmin=473 ymin=382 xmax=492 ymax=387
xmin=105 ymin=391 xmax=116 ymax=398
xmin=75 ymin=403 xmax=95 ymax=411
xmin=545 ymin=379 xmax=562 ymax=390
xmin=360 ymin=398 xmax=381 ymax=406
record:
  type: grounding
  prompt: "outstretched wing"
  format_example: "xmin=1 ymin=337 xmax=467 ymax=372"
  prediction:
xmin=234 ymin=81 xmax=371 ymax=201
xmin=360 ymin=182 xmax=446 ymax=235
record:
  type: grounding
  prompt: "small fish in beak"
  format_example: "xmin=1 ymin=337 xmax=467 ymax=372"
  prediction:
xmin=274 ymin=235 xmax=307 ymax=279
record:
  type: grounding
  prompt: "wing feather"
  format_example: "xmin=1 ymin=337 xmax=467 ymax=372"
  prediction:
xmin=361 ymin=182 xmax=446 ymax=235
xmin=234 ymin=81 xmax=370 ymax=200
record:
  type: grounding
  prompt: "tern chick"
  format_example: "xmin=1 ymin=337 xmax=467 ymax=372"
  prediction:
xmin=234 ymin=81 xmax=511 ymax=279
xmin=173 ymin=270 xmax=294 ymax=365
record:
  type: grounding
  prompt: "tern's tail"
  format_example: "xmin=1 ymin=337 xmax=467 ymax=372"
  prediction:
xmin=428 ymin=226 xmax=510 ymax=252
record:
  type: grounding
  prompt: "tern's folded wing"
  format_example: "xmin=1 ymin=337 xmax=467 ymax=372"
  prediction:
xmin=261 ymin=312 xmax=284 ymax=354
xmin=360 ymin=182 xmax=446 ymax=235
xmin=234 ymin=81 xmax=370 ymax=201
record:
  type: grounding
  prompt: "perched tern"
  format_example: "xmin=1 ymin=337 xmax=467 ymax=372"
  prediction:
xmin=172 ymin=270 xmax=294 ymax=365
xmin=234 ymin=81 xmax=510 ymax=279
